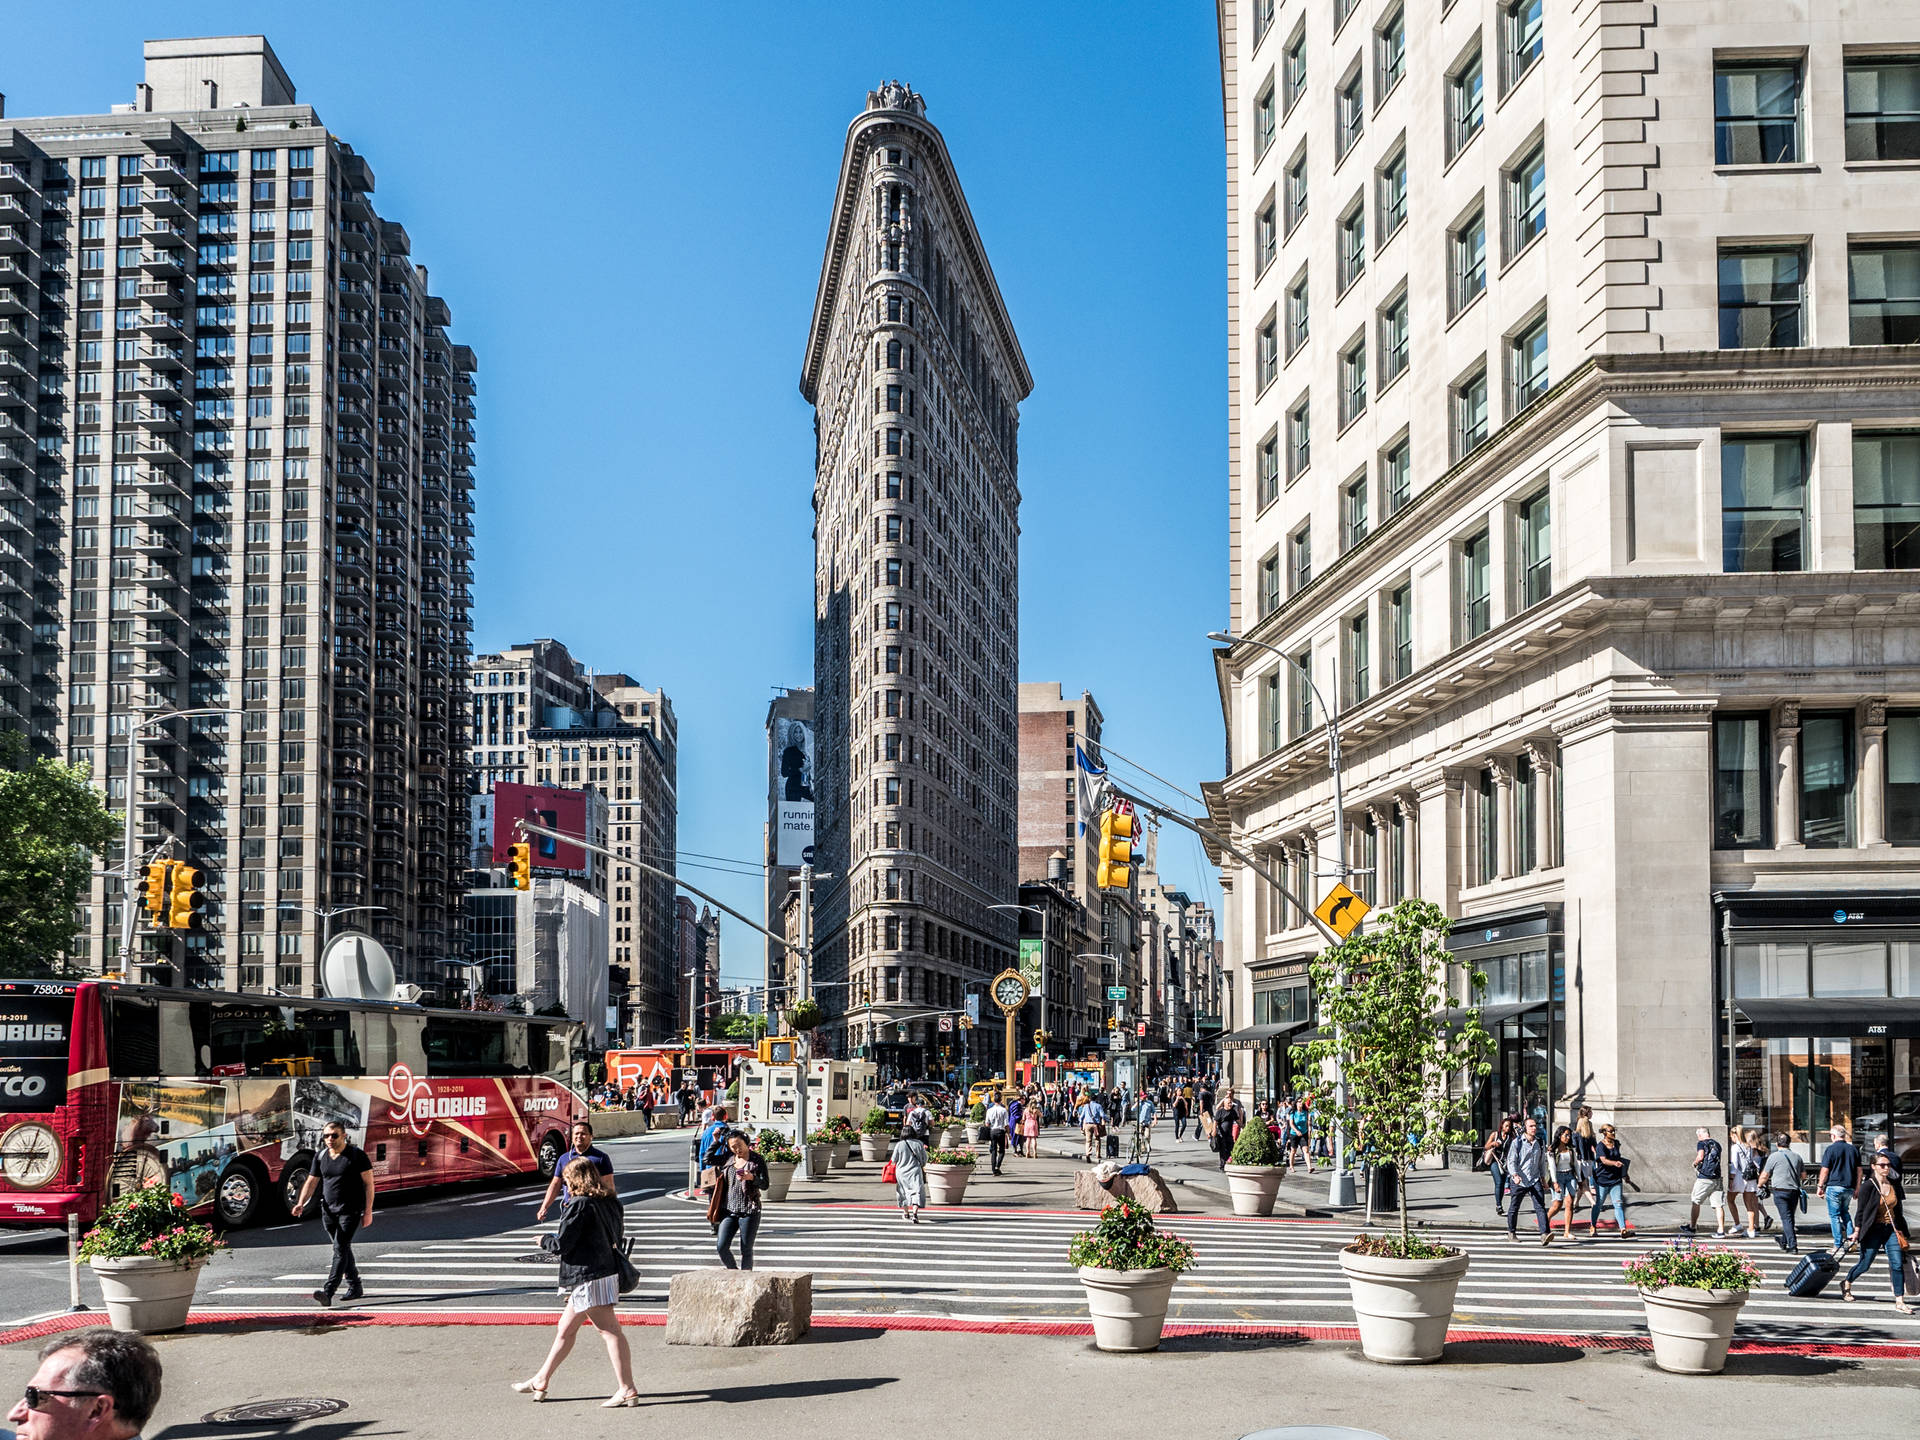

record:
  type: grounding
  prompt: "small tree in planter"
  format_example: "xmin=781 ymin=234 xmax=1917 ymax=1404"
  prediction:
xmin=859 ymin=1106 xmax=893 ymax=1161
xmin=966 ymin=1099 xmax=988 ymax=1143
xmin=81 ymin=1179 xmax=226 ymax=1333
xmin=1224 ymin=1114 xmax=1286 ymax=1216
xmin=1068 ymin=1197 xmax=1197 ymax=1352
xmin=1290 ymin=897 xmax=1495 ymax=1364
xmin=756 ymin=1131 xmax=803 ymax=1202
xmin=1623 ymin=1242 xmax=1763 ymax=1375
xmin=924 ymin=1145 xmax=978 ymax=1204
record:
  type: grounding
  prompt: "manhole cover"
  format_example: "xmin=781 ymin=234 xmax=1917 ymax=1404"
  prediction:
xmin=202 ymin=1398 xmax=350 ymax=1425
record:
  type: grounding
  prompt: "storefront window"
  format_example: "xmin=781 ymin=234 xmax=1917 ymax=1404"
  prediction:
xmin=1889 ymin=712 xmax=1920 ymax=846
xmin=1800 ymin=711 xmax=1855 ymax=847
xmin=1254 ymin=982 xmax=1312 ymax=1025
xmin=1714 ymin=714 xmax=1770 ymax=848
xmin=1896 ymin=942 xmax=1918 ymax=997
xmin=1476 ymin=949 xmax=1549 ymax=1003
xmin=1811 ymin=940 xmax=1888 ymax=996
xmin=1732 ymin=941 xmax=1809 ymax=997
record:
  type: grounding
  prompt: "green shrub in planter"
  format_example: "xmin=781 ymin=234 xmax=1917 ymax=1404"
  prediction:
xmin=968 ymin=1100 xmax=987 ymax=1122
xmin=860 ymin=1107 xmax=893 ymax=1136
xmin=926 ymin=1147 xmax=978 ymax=1166
xmin=1068 ymin=1197 xmax=1196 ymax=1274
xmin=1229 ymin=1115 xmax=1282 ymax=1166
xmin=1622 ymin=1242 xmax=1764 ymax=1293
xmin=756 ymin=1132 xmax=802 ymax=1165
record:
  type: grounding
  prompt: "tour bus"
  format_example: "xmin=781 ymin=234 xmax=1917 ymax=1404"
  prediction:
xmin=0 ymin=979 xmax=588 ymax=1230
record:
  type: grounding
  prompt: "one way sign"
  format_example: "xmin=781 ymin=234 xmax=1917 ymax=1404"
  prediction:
xmin=1314 ymin=882 xmax=1370 ymax=940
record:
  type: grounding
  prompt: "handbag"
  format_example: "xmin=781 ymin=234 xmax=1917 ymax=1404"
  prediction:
xmin=598 ymin=1205 xmax=639 ymax=1296
xmin=881 ymin=1159 xmax=898 ymax=1184
xmin=705 ymin=1179 xmax=725 ymax=1228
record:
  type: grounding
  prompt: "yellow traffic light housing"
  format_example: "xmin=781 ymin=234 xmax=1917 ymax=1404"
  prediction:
xmin=165 ymin=864 xmax=204 ymax=930
xmin=1097 ymin=809 xmax=1137 ymax=889
xmin=509 ymin=841 xmax=532 ymax=890
xmin=143 ymin=860 xmax=174 ymax=920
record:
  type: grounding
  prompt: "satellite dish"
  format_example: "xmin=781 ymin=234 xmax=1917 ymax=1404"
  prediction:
xmin=320 ymin=933 xmax=396 ymax=1002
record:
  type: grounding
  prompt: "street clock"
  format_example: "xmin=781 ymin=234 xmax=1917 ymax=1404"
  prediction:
xmin=991 ymin=969 xmax=1029 ymax=1014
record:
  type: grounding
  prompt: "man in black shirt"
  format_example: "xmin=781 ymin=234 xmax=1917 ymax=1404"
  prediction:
xmin=291 ymin=1120 xmax=374 ymax=1307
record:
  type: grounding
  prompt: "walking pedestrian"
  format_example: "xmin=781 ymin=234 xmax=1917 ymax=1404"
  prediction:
xmin=1683 ymin=1126 xmax=1728 ymax=1237
xmin=1545 ymin=1125 xmax=1580 ymax=1238
xmin=1210 ymin=1089 xmax=1243 ymax=1172
xmin=1842 ymin=1152 xmax=1914 ymax=1312
xmin=7 ymin=1326 xmax=163 ymax=1440
xmin=1022 ymin=1095 xmax=1041 ymax=1157
xmin=1483 ymin=1118 xmax=1515 ymax=1218
xmin=1504 ymin=1116 xmax=1554 ymax=1244
xmin=1007 ymin=1093 xmax=1025 ymax=1157
xmin=1077 ymin=1093 xmax=1108 ymax=1162
xmin=537 ymin=1120 xmax=615 ymax=1223
xmin=891 ymin=1112 xmax=929 ymax=1223
xmin=1759 ymin=1132 xmax=1805 ymax=1252
xmin=1729 ymin=1126 xmax=1765 ymax=1237
xmin=984 ymin=1093 xmax=1010 ymax=1174
xmin=512 ymin=1159 xmax=638 ymax=1406
xmin=290 ymin=1120 xmax=373 ymax=1307
xmin=712 ymin=1132 xmax=768 ymax=1269
xmin=1172 ymin=1092 xmax=1189 ymax=1142
xmin=1136 ymin=1091 xmax=1156 ymax=1147
xmin=1872 ymin=1131 xmax=1904 ymax=1181
xmin=1590 ymin=1123 xmax=1631 ymax=1236
xmin=1818 ymin=1123 xmax=1861 ymax=1250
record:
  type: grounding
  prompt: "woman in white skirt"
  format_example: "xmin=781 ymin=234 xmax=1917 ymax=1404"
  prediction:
xmin=1729 ymin=1127 xmax=1769 ymax=1238
xmin=513 ymin=1159 xmax=638 ymax=1406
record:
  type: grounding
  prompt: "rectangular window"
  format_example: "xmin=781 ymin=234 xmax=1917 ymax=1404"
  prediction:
xmin=1338 ymin=203 xmax=1366 ymax=290
xmin=1516 ymin=489 xmax=1551 ymax=608
xmin=1800 ymin=711 xmax=1855 ymax=848
xmin=1345 ymin=611 xmax=1371 ymax=706
xmin=1460 ymin=529 xmax=1492 ymax=641
xmin=1505 ymin=144 xmax=1546 ymax=255
xmin=1256 ymin=316 xmax=1280 ymax=391
xmin=1388 ymin=582 xmax=1413 ymax=681
xmin=1290 ymin=649 xmax=1315 ymax=736
xmin=1721 ymin=433 xmax=1806 ymax=573
xmin=1252 ymin=0 xmax=1276 ymax=48
xmin=1848 ymin=244 xmax=1920 ymax=345
xmin=1854 ymin=430 xmax=1920 ymax=569
xmin=1255 ymin=198 xmax=1278 ymax=275
xmin=1887 ymin=711 xmax=1920 ymax=846
xmin=1515 ymin=751 xmax=1538 ymax=874
xmin=1845 ymin=57 xmax=1920 ymax=162
xmin=1342 ymin=473 xmax=1370 ymax=551
xmin=1284 ymin=149 xmax=1309 ymax=231
xmin=1337 ymin=71 xmax=1366 ymax=159
xmin=1287 ymin=397 xmax=1311 ymax=478
xmin=1339 ymin=335 xmax=1367 ymax=425
xmin=1257 ymin=432 xmax=1281 ymax=509
xmin=1453 ymin=366 xmax=1490 ymax=459
xmin=1383 ymin=437 xmax=1412 ymax=516
xmin=1715 ymin=61 xmax=1801 ymax=164
xmin=1476 ymin=769 xmax=1499 ymax=883
xmin=1255 ymin=79 xmax=1278 ymax=161
xmin=1714 ymin=714 xmax=1771 ymax=849
xmin=1284 ymin=29 xmax=1308 ymax=113
xmin=1451 ymin=208 xmax=1487 ymax=313
xmin=1379 ymin=292 xmax=1409 ymax=384
xmin=1289 ymin=523 xmax=1313 ymax=592
xmin=1259 ymin=550 xmax=1281 ymax=618
xmin=1449 ymin=49 xmax=1485 ymax=158
xmin=1259 ymin=670 xmax=1283 ymax=755
xmin=1378 ymin=147 xmax=1408 ymax=239
xmin=1377 ymin=9 xmax=1406 ymax=98
xmin=1285 ymin=272 xmax=1310 ymax=355
xmin=1718 ymin=246 xmax=1806 ymax=347
xmin=1504 ymin=0 xmax=1544 ymax=89
xmin=1509 ymin=315 xmax=1549 ymax=413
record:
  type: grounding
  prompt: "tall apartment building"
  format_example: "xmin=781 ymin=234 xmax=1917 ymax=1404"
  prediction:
xmin=1212 ymin=1 xmax=1920 ymax=1182
xmin=466 ymin=637 xmax=592 ymax=865
xmin=0 ymin=36 xmax=474 ymax=990
xmin=801 ymin=82 xmax=1031 ymax=1076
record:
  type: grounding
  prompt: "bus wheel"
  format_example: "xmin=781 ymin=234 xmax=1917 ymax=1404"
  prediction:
xmin=279 ymin=1157 xmax=312 ymax=1219
xmin=537 ymin=1131 xmax=564 ymax=1178
xmin=215 ymin=1162 xmax=268 ymax=1228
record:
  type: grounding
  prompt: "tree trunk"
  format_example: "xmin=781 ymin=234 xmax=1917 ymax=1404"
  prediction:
xmin=1398 ymin=1163 xmax=1410 ymax=1251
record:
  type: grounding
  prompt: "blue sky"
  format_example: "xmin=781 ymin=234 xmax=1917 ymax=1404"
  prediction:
xmin=13 ymin=3 xmax=1229 ymax=984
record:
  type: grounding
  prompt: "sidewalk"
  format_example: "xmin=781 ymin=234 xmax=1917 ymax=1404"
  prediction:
xmin=4 ymin=1313 xmax=1908 ymax=1440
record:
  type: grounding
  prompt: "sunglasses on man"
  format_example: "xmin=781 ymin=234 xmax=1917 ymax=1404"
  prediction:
xmin=22 ymin=1386 xmax=104 ymax=1411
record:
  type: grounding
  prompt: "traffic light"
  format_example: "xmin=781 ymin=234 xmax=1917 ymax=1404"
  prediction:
xmin=143 ymin=860 xmax=173 ymax=921
xmin=508 ymin=841 xmax=531 ymax=890
xmin=1097 ymin=808 xmax=1137 ymax=889
xmin=165 ymin=864 xmax=204 ymax=930
xmin=1106 ymin=1016 xmax=1118 ymax=1031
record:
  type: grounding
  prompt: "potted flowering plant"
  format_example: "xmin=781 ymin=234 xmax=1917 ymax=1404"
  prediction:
xmin=755 ymin=1130 xmax=802 ymax=1201
xmin=822 ymin=1114 xmax=855 ymax=1168
xmin=80 ymin=1179 xmax=226 ymax=1333
xmin=859 ymin=1106 xmax=893 ymax=1160
xmin=1224 ymin=1114 xmax=1285 ymax=1216
xmin=924 ymin=1146 xmax=978 ymax=1204
xmin=1292 ymin=898 xmax=1495 ymax=1364
xmin=804 ymin=1128 xmax=837 ymax=1179
xmin=1068 ymin=1197 xmax=1197 ymax=1351
xmin=966 ymin=1100 xmax=988 ymax=1145
xmin=1623 ymin=1242 xmax=1763 ymax=1374
xmin=783 ymin=998 xmax=823 ymax=1032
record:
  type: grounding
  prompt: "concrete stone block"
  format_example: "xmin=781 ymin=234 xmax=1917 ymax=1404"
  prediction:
xmin=1109 ymin=1169 xmax=1179 ymax=1214
xmin=665 ymin=1269 xmax=812 ymax=1347
xmin=1073 ymin=1169 xmax=1113 ymax=1211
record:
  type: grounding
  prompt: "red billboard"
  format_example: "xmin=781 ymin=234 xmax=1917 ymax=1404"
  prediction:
xmin=492 ymin=783 xmax=589 ymax=873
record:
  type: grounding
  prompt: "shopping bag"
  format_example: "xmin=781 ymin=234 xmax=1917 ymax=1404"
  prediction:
xmin=881 ymin=1160 xmax=898 ymax=1184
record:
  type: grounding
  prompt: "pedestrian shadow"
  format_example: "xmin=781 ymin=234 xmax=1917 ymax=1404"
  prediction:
xmin=618 ymin=1376 xmax=899 ymax=1406
xmin=153 ymin=1421 xmax=397 ymax=1440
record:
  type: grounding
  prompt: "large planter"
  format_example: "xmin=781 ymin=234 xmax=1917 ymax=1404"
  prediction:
xmin=924 ymin=1162 xmax=973 ymax=1205
xmin=829 ymin=1140 xmax=852 ymax=1169
xmin=1077 ymin=1265 xmax=1177 ymax=1352
xmin=1224 ymin=1163 xmax=1284 ymax=1217
xmin=938 ymin=1126 xmax=964 ymax=1149
xmin=1640 ymin=1286 xmax=1748 ymax=1375
xmin=964 ymin=1123 xmax=984 ymax=1145
xmin=1337 ymin=1246 xmax=1471 ymax=1364
xmin=762 ymin=1160 xmax=797 ymax=1202
xmin=805 ymin=1144 xmax=833 ymax=1178
xmin=859 ymin=1134 xmax=890 ymax=1162
xmin=91 ymin=1255 xmax=207 ymax=1334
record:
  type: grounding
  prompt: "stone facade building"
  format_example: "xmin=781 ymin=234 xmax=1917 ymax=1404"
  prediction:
xmin=2 ymin=35 xmax=474 ymax=990
xmin=1210 ymin=1 xmax=1920 ymax=1182
xmin=801 ymin=82 xmax=1031 ymax=1076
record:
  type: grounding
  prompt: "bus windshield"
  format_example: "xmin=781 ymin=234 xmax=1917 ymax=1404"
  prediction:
xmin=0 ymin=989 xmax=73 ymax=1113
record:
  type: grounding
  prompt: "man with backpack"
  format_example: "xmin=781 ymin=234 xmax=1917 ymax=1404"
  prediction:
xmin=1683 ymin=1126 xmax=1728 ymax=1237
xmin=1077 ymin=1094 xmax=1108 ymax=1162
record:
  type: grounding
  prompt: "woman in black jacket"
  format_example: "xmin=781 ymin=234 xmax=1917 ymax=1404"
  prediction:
xmin=512 ymin=1159 xmax=640 ymax=1405
xmin=714 ymin=1131 xmax=771 ymax=1269
xmin=1842 ymin=1152 xmax=1914 ymax=1312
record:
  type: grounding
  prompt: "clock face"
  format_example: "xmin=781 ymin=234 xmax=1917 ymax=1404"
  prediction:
xmin=993 ymin=974 xmax=1027 ymax=1009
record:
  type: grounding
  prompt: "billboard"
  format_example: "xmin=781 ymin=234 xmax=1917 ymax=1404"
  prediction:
xmin=491 ymin=783 xmax=589 ymax=872
xmin=1018 ymin=937 xmax=1043 ymax=992
xmin=772 ymin=716 xmax=815 ymax=867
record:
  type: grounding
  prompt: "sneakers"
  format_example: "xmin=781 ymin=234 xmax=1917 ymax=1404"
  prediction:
xmin=1541 ymin=1231 xmax=1553 ymax=1247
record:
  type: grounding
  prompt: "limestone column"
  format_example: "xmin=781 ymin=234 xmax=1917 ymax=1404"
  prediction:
xmin=1775 ymin=702 xmax=1803 ymax=849
xmin=1525 ymin=741 xmax=1557 ymax=871
xmin=1862 ymin=699 xmax=1889 ymax=849
xmin=1396 ymin=792 xmax=1420 ymax=905
xmin=1490 ymin=757 xmax=1517 ymax=881
xmin=1414 ymin=771 xmax=1459 ymax=914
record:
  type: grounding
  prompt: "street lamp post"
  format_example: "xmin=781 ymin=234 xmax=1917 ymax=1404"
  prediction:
xmin=1210 ymin=628 xmax=1358 ymax=1207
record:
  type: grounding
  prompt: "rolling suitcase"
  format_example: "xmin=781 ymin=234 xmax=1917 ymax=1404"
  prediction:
xmin=1105 ymin=1133 xmax=1120 ymax=1158
xmin=1785 ymin=1249 xmax=1837 ymax=1298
